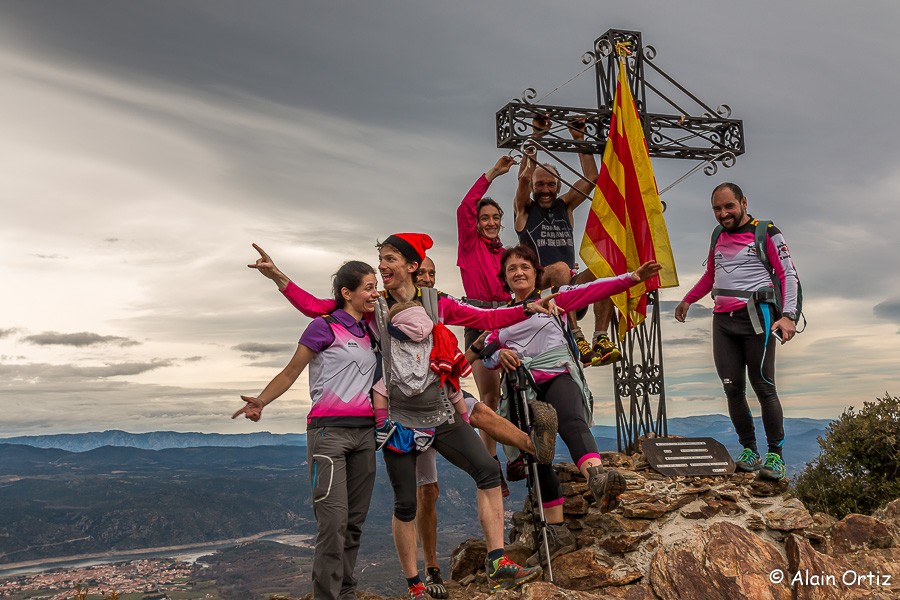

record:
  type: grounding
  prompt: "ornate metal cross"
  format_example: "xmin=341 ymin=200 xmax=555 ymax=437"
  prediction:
xmin=495 ymin=29 xmax=746 ymax=453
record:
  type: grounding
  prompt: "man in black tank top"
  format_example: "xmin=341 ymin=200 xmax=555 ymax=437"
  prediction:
xmin=513 ymin=116 xmax=622 ymax=367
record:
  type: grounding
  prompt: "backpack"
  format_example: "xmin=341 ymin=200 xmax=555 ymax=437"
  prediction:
xmin=709 ymin=219 xmax=806 ymax=334
xmin=373 ymin=287 xmax=456 ymax=425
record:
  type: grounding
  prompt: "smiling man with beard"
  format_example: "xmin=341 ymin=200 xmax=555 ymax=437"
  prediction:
xmin=513 ymin=117 xmax=622 ymax=369
xmin=675 ymin=183 xmax=801 ymax=481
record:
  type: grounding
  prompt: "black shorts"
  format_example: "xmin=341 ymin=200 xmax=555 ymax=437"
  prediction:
xmin=464 ymin=326 xmax=484 ymax=349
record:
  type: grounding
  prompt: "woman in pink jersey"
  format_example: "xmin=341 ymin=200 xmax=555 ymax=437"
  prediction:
xmin=472 ymin=245 xmax=660 ymax=566
xmin=457 ymin=156 xmax=515 ymax=488
xmin=233 ymin=260 xmax=379 ymax=600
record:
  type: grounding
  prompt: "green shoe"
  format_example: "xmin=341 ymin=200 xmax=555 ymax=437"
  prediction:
xmin=733 ymin=448 xmax=762 ymax=472
xmin=759 ymin=452 xmax=786 ymax=480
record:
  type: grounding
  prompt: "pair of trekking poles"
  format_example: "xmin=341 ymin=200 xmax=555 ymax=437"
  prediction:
xmin=504 ymin=365 xmax=555 ymax=583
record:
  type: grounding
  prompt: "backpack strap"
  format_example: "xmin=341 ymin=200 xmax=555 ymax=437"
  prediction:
xmin=420 ymin=287 xmax=441 ymax=325
xmin=373 ymin=295 xmax=393 ymax=415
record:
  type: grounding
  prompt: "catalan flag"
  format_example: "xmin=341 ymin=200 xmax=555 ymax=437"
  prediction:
xmin=579 ymin=56 xmax=679 ymax=339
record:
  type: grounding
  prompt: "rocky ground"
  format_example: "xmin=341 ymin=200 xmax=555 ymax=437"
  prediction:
xmin=282 ymin=442 xmax=900 ymax=600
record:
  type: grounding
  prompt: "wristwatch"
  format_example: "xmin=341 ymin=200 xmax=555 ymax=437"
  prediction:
xmin=783 ymin=311 xmax=798 ymax=322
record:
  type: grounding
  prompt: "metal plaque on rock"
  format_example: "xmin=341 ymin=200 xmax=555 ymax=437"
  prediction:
xmin=642 ymin=437 xmax=735 ymax=477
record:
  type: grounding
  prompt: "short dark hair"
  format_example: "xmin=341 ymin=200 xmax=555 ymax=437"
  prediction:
xmin=712 ymin=182 xmax=744 ymax=201
xmin=332 ymin=261 xmax=376 ymax=309
xmin=375 ymin=236 xmax=425 ymax=273
xmin=498 ymin=245 xmax=544 ymax=294
xmin=476 ymin=197 xmax=504 ymax=220
xmin=375 ymin=241 xmax=418 ymax=272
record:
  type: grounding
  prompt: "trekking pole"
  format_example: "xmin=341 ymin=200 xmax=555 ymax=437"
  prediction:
xmin=507 ymin=366 xmax=554 ymax=582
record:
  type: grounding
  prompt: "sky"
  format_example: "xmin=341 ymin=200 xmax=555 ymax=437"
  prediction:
xmin=2 ymin=1 xmax=900 ymax=437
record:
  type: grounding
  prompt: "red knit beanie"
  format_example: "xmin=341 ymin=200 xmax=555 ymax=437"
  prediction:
xmin=383 ymin=233 xmax=434 ymax=266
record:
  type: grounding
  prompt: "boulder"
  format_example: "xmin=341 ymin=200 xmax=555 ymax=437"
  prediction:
xmin=583 ymin=512 xmax=654 ymax=554
xmin=785 ymin=534 xmax=883 ymax=600
xmin=829 ymin=514 xmax=895 ymax=555
xmin=764 ymin=498 xmax=814 ymax=531
xmin=449 ymin=538 xmax=486 ymax=581
xmin=681 ymin=498 xmax=746 ymax=519
xmin=748 ymin=477 xmax=791 ymax=497
xmin=650 ymin=521 xmax=790 ymax=600
xmin=550 ymin=549 xmax=641 ymax=591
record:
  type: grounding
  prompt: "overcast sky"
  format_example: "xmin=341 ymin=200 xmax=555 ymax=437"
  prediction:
xmin=2 ymin=1 xmax=900 ymax=437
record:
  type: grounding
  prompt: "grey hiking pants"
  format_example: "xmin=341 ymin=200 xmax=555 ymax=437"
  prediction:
xmin=307 ymin=425 xmax=376 ymax=600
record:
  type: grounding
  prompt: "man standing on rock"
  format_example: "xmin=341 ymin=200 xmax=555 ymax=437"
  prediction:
xmin=675 ymin=183 xmax=801 ymax=480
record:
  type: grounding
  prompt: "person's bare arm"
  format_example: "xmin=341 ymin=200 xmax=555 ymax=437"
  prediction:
xmin=514 ymin=158 xmax=534 ymax=232
xmin=561 ymin=117 xmax=598 ymax=212
xmin=232 ymin=344 xmax=315 ymax=421
xmin=514 ymin=115 xmax=550 ymax=230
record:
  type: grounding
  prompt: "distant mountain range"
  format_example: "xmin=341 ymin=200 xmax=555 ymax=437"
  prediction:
xmin=2 ymin=415 xmax=831 ymax=472
xmin=0 ymin=430 xmax=307 ymax=452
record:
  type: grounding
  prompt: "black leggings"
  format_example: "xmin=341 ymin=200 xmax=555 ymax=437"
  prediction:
xmin=383 ymin=419 xmax=501 ymax=522
xmin=712 ymin=307 xmax=785 ymax=456
xmin=537 ymin=373 xmax=600 ymax=466
xmin=533 ymin=373 xmax=599 ymax=507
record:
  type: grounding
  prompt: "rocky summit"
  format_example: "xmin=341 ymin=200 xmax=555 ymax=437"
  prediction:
xmin=282 ymin=441 xmax=900 ymax=600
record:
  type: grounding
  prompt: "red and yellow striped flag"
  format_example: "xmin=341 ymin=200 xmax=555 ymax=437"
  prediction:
xmin=579 ymin=57 xmax=679 ymax=339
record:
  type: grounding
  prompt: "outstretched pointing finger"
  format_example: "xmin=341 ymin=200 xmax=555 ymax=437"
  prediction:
xmin=248 ymin=243 xmax=274 ymax=269
xmin=252 ymin=243 xmax=270 ymax=260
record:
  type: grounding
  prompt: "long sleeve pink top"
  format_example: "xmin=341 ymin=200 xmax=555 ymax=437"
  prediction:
xmin=456 ymin=174 xmax=510 ymax=303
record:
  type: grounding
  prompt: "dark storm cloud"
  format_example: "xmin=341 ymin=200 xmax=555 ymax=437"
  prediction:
xmin=6 ymin=0 xmax=900 ymax=306
xmin=873 ymin=298 xmax=900 ymax=324
xmin=0 ymin=359 xmax=173 ymax=380
xmin=23 ymin=331 xmax=141 ymax=347
xmin=233 ymin=342 xmax=295 ymax=356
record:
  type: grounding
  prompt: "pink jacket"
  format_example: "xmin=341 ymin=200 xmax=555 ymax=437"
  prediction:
xmin=456 ymin=174 xmax=510 ymax=303
xmin=280 ymin=282 xmax=532 ymax=336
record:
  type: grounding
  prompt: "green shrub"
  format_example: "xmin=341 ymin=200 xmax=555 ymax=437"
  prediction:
xmin=792 ymin=392 xmax=900 ymax=519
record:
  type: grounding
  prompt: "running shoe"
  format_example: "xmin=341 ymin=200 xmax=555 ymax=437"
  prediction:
xmin=494 ymin=456 xmax=510 ymax=497
xmin=733 ymin=448 xmax=762 ymax=472
xmin=587 ymin=465 xmax=625 ymax=513
xmin=529 ymin=400 xmax=558 ymax=465
xmin=486 ymin=556 xmax=542 ymax=593
xmin=758 ymin=452 xmax=786 ymax=480
xmin=506 ymin=453 xmax=527 ymax=482
xmin=526 ymin=522 xmax=576 ymax=567
xmin=592 ymin=333 xmax=622 ymax=366
xmin=575 ymin=337 xmax=600 ymax=366
xmin=408 ymin=582 xmax=428 ymax=600
xmin=424 ymin=567 xmax=448 ymax=600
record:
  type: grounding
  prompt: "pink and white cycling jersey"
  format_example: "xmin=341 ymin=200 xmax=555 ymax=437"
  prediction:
xmin=483 ymin=274 xmax=634 ymax=382
xmin=683 ymin=220 xmax=799 ymax=314
xmin=299 ymin=310 xmax=377 ymax=428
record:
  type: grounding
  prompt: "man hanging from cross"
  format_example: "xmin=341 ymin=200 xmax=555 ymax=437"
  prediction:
xmin=514 ymin=115 xmax=621 ymax=368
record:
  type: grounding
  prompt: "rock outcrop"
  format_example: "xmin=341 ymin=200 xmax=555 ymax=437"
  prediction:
xmin=444 ymin=447 xmax=900 ymax=600
xmin=283 ymin=447 xmax=900 ymax=600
